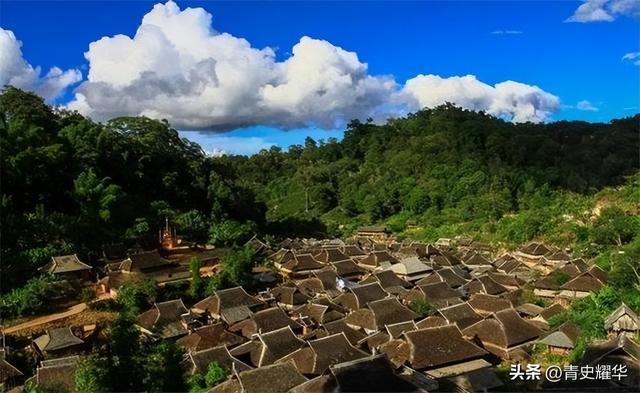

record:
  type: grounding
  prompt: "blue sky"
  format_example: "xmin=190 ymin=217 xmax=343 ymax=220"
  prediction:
xmin=1 ymin=1 xmax=638 ymax=154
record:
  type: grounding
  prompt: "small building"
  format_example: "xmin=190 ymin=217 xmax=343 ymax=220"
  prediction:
xmin=605 ymin=303 xmax=640 ymax=335
xmin=182 ymin=345 xmax=251 ymax=376
xmin=328 ymin=354 xmax=438 ymax=392
xmin=137 ymin=299 xmax=190 ymax=339
xmin=176 ymin=323 xmax=245 ymax=352
xmin=33 ymin=327 xmax=85 ymax=358
xmin=354 ymin=226 xmax=393 ymax=243
xmin=463 ymin=309 xmax=542 ymax=360
xmin=40 ymin=254 xmax=91 ymax=281
xmin=32 ymin=356 xmax=79 ymax=393
xmin=403 ymin=325 xmax=490 ymax=378
xmin=389 ymin=257 xmax=433 ymax=282
xmin=236 ymin=361 xmax=307 ymax=393
xmin=580 ymin=334 xmax=640 ymax=389
xmin=466 ymin=293 xmax=513 ymax=317
xmin=538 ymin=322 xmax=579 ymax=355
xmin=280 ymin=333 xmax=369 ymax=375
xmin=192 ymin=287 xmax=264 ymax=321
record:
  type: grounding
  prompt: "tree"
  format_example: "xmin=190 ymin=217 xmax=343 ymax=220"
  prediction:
xmin=115 ymin=279 xmax=157 ymax=315
xmin=591 ymin=207 xmax=639 ymax=246
xmin=75 ymin=356 xmax=108 ymax=393
xmin=177 ymin=210 xmax=209 ymax=245
xmin=219 ymin=247 xmax=256 ymax=288
xmin=143 ymin=342 xmax=186 ymax=392
xmin=209 ymin=219 xmax=256 ymax=247
xmin=410 ymin=298 xmax=433 ymax=317
xmin=204 ymin=361 xmax=228 ymax=387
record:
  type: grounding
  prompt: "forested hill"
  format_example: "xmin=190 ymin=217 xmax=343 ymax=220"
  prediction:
xmin=1 ymin=87 xmax=638 ymax=289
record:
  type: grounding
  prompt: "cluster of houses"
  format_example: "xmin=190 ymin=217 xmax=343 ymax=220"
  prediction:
xmin=2 ymin=228 xmax=639 ymax=392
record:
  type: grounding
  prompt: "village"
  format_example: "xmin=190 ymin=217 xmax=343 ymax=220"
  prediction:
xmin=1 ymin=224 xmax=639 ymax=393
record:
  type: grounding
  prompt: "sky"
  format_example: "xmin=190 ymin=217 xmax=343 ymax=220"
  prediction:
xmin=1 ymin=0 xmax=638 ymax=155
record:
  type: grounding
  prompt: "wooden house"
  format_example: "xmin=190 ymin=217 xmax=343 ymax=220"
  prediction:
xmin=604 ymin=303 xmax=640 ymax=335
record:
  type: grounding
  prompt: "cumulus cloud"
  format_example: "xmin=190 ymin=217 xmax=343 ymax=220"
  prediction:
xmin=622 ymin=51 xmax=640 ymax=65
xmin=576 ymin=100 xmax=599 ymax=111
xmin=566 ymin=0 xmax=640 ymax=22
xmin=68 ymin=1 xmax=560 ymax=128
xmin=0 ymin=28 xmax=81 ymax=101
xmin=400 ymin=75 xmax=560 ymax=123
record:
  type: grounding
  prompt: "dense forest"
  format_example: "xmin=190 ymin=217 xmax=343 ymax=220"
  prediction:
xmin=1 ymin=86 xmax=638 ymax=291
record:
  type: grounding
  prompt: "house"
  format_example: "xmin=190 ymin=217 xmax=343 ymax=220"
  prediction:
xmin=357 ymin=251 xmax=399 ymax=270
xmin=417 ymin=268 xmax=468 ymax=289
xmin=104 ymin=251 xmax=190 ymax=294
xmin=388 ymin=256 xmax=433 ymax=282
xmin=360 ymin=270 xmax=411 ymax=295
xmin=515 ymin=242 xmax=551 ymax=262
xmin=229 ymin=307 xmax=302 ymax=337
xmin=279 ymin=333 xmax=368 ymax=375
xmin=322 ymin=318 xmax=367 ymax=345
xmin=580 ymin=334 xmax=640 ymax=388
xmin=40 ymin=254 xmax=91 ymax=281
xmin=605 ymin=303 xmax=640 ymax=335
xmin=277 ymin=254 xmax=325 ymax=278
xmin=538 ymin=322 xmax=579 ymax=355
xmin=0 ymin=350 xmax=24 ymax=391
xmin=182 ymin=345 xmax=252 ymax=376
xmin=532 ymin=303 xmax=566 ymax=329
xmin=461 ymin=276 xmax=508 ymax=296
xmin=314 ymin=248 xmax=349 ymax=264
xmin=463 ymin=309 xmax=542 ymax=360
xmin=176 ymin=323 xmax=245 ymax=352
xmin=385 ymin=321 xmax=418 ymax=339
xmin=515 ymin=303 xmax=544 ymax=319
xmin=403 ymin=325 xmax=490 ymax=378
xmin=466 ymin=293 xmax=512 ymax=317
xmin=270 ymin=285 xmax=311 ymax=309
xmin=236 ymin=361 xmax=307 ymax=393
xmin=331 ymin=259 xmax=367 ymax=281
xmin=486 ymin=272 xmax=524 ymax=290
xmin=542 ymin=250 xmax=572 ymax=268
xmin=345 ymin=298 xmax=418 ymax=333
xmin=333 ymin=282 xmax=389 ymax=311
xmin=33 ymin=327 xmax=85 ymax=358
xmin=437 ymin=303 xmax=483 ymax=330
xmin=460 ymin=252 xmax=492 ymax=270
xmin=292 ymin=302 xmax=344 ymax=327
xmin=354 ymin=226 xmax=392 ymax=243
xmin=328 ymin=354 xmax=438 ymax=392
xmin=32 ymin=356 xmax=79 ymax=393
xmin=558 ymin=266 xmax=608 ymax=300
xmin=192 ymin=287 xmax=264 ymax=322
xmin=137 ymin=299 xmax=190 ymax=339
xmin=237 ymin=326 xmax=306 ymax=368
xmin=409 ymin=282 xmax=462 ymax=308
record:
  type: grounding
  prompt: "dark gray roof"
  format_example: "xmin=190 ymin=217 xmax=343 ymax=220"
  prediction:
xmin=33 ymin=327 xmax=84 ymax=352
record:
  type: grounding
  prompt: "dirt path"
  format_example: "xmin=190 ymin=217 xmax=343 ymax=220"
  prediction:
xmin=3 ymin=303 xmax=87 ymax=334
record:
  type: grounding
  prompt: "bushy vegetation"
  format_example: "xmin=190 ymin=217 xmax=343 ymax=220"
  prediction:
xmin=0 ymin=274 xmax=75 ymax=318
xmin=1 ymin=85 xmax=638 ymax=304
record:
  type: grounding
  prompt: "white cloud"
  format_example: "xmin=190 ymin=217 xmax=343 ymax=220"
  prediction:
xmin=0 ymin=28 xmax=81 ymax=101
xmin=179 ymin=132 xmax=275 ymax=155
xmin=491 ymin=30 xmax=523 ymax=35
xmin=67 ymin=1 xmax=561 ymax=128
xmin=622 ymin=51 xmax=640 ymax=65
xmin=576 ymin=100 xmax=599 ymax=111
xmin=566 ymin=0 xmax=640 ymax=22
xmin=400 ymin=75 xmax=560 ymax=123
